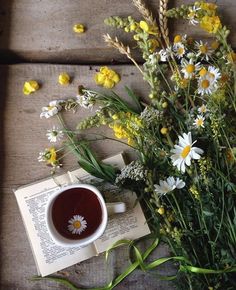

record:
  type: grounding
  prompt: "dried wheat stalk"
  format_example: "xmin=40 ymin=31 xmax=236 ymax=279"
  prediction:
xmin=132 ymin=0 xmax=157 ymax=27
xmin=159 ymin=0 xmax=169 ymax=46
xmin=103 ymin=34 xmax=144 ymax=74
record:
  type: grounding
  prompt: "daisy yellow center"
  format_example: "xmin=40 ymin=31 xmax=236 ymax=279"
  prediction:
xmin=186 ymin=64 xmax=195 ymax=73
xmin=174 ymin=35 xmax=182 ymax=43
xmin=181 ymin=145 xmax=191 ymax=158
xmin=73 ymin=221 xmax=82 ymax=229
xmin=200 ymin=106 xmax=206 ymax=113
xmin=177 ymin=47 xmax=184 ymax=55
xmin=200 ymin=45 xmax=208 ymax=54
xmin=199 ymin=68 xmax=207 ymax=77
xmin=47 ymin=106 xmax=54 ymax=110
xmin=201 ymin=79 xmax=210 ymax=89
xmin=196 ymin=119 xmax=203 ymax=126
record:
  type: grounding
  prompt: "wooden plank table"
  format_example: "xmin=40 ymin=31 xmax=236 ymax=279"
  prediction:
xmin=1 ymin=0 xmax=236 ymax=289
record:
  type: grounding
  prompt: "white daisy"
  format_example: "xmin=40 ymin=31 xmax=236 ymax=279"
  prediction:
xmin=46 ymin=126 xmax=64 ymax=143
xmin=67 ymin=215 xmax=87 ymax=235
xmin=198 ymin=104 xmax=208 ymax=114
xmin=197 ymin=75 xmax=216 ymax=96
xmin=193 ymin=115 xmax=205 ymax=128
xmin=173 ymin=43 xmax=186 ymax=59
xmin=181 ymin=58 xmax=200 ymax=79
xmin=207 ymin=66 xmax=221 ymax=82
xmin=195 ymin=41 xmax=212 ymax=61
xmin=170 ymin=132 xmax=204 ymax=173
xmin=40 ymin=100 xmax=64 ymax=118
xmin=154 ymin=176 xmax=185 ymax=196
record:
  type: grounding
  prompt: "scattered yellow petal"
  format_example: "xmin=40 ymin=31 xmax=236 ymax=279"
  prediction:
xmin=73 ymin=23 xmax=85 ymax=33
xmin=58 ymin=73 xmax=71 ymax=85
xmin=23 ymin=80 xmax=39 ymax=95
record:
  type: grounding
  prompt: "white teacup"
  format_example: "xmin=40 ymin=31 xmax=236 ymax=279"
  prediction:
xmin=46 ymin=184 xmax=126 ymax=247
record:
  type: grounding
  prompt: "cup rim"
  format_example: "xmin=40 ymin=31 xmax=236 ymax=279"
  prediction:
xmin=45 ymin=184 xmax=108 ymax=247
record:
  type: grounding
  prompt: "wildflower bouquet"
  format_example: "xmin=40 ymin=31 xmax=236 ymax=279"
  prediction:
xmin=37 ymin=1 xmax=236 ymax=289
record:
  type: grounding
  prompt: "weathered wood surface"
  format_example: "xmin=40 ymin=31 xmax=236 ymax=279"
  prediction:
xmin=0 ymin=0 xmax=235 ymax=64
xmin=0 ymin=64 xmax=175 ymax=289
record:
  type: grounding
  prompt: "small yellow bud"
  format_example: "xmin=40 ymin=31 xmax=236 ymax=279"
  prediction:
xmin=58 ymin=73 xmax=70 ymax=85
xmin=112 ymin=114 xmax=119 ymax=120
xmin=124 ymin=27 xmax=129 ymax=32
xmin=23 ymin=80 xmax=39 ymax=95
xmin=162 ymin=102 xmax=168 ymax=109
xmin=157 ymin=207 xmax=165 ymax=215
xmin=73 ymin=23 xmax=85 ymax=33
xmin=133 ymin=34 xmax=140 ymax=41
xmin=160 ymin=127 xmax=168 ymax=135
xmin=211 ymin=40 xmax=219 ymax=50
xmin=199 ymin=68 xmax=207 ymax=77
xmin=130 ymin=23 xmax=137 ymax=31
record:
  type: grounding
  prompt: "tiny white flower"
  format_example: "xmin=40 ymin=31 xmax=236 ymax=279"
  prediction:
xmin=46 ymin=126 xmax=64 ymax=143
xmin=171 ymin=132 xmax=204 ymax=173
xmin=40 ymin=100 xmax=63 ymax=119
xmin=198 ymin=104 xmax=208 ymax=114
xmin=173 ymin=43 xmax=186 ymax=59
xmin=67 ymin=215 xmax=87 ymax=235
xmin=181 ymin=58 xmax=201 ymax=79
xmin=193 ymin=115 xmax=205 ymax=128
xmin=76 ymin=94 xmax=94 ymax=109
xmin=187 ymin=6 xmax=200 ymax=25
xmin=195 ymin=41 xmax=212 ymax=61
xmin=154 ymin=176 xmax=185 ymax=196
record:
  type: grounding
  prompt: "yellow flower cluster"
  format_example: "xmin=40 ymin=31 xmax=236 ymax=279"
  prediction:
xmin=200 ymin=15 xmax=222 ymax=34
xmin=94 ymin=66 xmax=120 ymax=89
xmin=109 ymin=112 xmax=142 ymax=145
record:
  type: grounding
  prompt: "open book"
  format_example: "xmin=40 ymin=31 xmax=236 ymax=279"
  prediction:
xmin=14 ymin=153 xmax=150 ymax=277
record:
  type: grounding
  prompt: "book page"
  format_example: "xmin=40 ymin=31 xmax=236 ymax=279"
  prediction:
xmin=14 ymin=153 xmax=150 ymax=277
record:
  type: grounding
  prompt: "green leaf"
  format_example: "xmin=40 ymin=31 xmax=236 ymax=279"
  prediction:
xmin=125 ymin=86 xmax=142 ymax=113
xmin=203 ymin=210 xmax=214 ymax=217
xmin=105 ymin=239 xmax=133 ymax=260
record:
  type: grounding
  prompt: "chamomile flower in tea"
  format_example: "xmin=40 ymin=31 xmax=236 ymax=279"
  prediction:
xmin=67 ymin=215 xmax=87 ymax=235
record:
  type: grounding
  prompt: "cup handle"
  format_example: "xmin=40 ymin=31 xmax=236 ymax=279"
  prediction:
xmin=106 ymin=202 xmax=126 ymax=215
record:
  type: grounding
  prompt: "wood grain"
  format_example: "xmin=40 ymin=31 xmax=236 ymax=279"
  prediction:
xmin=0 ymin=0 xmax=235 ymax=64
xmin=0 ymin=64 xmax=174 ymax=289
